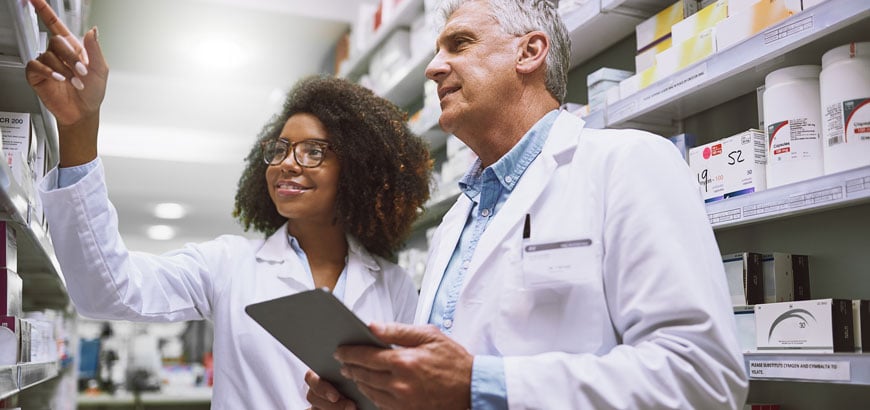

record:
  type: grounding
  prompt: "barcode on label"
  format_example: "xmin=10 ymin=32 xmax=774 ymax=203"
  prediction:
xmin=828 ymin=136 xmax=844 ymax=147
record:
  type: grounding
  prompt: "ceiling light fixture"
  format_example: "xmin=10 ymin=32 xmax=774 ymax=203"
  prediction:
xmin=154 ymin=202 xmax=187 ymax=219
xmin=147 ymin=225 xmax=177 ymax=241
xmin=191 ymin=36 xmax=246 ymax=71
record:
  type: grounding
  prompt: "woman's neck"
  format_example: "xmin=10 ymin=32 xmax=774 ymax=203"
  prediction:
xmin=288 ymin=221 xmax=348 ymax=290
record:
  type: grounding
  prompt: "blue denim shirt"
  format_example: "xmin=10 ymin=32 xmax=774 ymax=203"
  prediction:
xmin=427 ymin=110 xmax=558 ymax=409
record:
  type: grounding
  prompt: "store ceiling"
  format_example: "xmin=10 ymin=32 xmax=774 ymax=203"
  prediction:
xmin=83 ymin=0 xmax=363 ymax=253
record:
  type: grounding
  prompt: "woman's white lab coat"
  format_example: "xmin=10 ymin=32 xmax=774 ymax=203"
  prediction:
xmin=38 ymin=161 xmax=418 ymax=410
xmin=416 ymin=111 xmax=749 ymax=409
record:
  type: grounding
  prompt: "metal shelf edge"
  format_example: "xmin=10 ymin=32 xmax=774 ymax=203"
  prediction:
xmin=707 ymin=165 xmax=870 ymax=230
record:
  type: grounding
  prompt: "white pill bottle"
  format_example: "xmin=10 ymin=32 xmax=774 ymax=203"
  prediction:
xmin=820 ymin=42 xmax=870 ymax=175
xmin=763 ymin=65 xmax=823 ymax=188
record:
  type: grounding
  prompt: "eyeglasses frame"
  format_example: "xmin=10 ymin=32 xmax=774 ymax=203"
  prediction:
xmin=261 ymin=138 xmax=332 ymax=168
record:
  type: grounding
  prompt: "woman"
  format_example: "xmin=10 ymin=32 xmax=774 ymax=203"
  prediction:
xmin=26 ymin=4 xmax=431 ymax=409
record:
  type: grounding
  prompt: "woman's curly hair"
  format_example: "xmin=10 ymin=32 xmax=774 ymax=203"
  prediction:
xmin=233 ymin=75 xmax=432 ymax=258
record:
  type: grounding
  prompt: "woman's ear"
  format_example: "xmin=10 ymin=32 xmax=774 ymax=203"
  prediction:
xmin=516 ymin=31 xmax=549 ymax=74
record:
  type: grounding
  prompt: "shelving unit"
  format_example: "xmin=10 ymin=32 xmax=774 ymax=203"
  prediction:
xmin=1 ymin=0 xmax=74 ymax=406
xmin=603 ymin=0 xmax=870 ymax=133
xmin=382 ymin=50 xmax=434 ymax=109
xmin=0 ymin=0 xmax=60 ymax=168
xmin=0 ymin=361 xmax=60 ymax=400
xmin=340 ymin=0 xmax=425 ymax=81
xmin=563 ymin=0 xmax=668 ymax=68
xmin=410 ymin=115 xmax=448 ymax=151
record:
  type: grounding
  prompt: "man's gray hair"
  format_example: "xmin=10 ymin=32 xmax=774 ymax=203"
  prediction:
xmin=437 ymin=0 xmax=570 ymax=103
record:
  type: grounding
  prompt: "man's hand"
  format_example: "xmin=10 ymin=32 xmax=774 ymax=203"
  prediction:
xmin=336 ymin=323 xmax=473 ymax=410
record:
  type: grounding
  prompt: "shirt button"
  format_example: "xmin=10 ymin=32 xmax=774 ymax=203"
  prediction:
xmin=443 ymin=319 xmax=453 ymax=328
xmin=505 ymin=175 xmax=513 ymax=183
xmin=481 ymin=208 xmax=491 ymax=217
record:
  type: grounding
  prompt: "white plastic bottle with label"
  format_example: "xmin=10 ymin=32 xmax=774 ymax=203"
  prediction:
xmin=820 ymin=42 xmax=870 ymax=175
xmin=763 ymin=65 xmax=823 ymax=188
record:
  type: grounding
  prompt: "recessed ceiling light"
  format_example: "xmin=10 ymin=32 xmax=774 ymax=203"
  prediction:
xmin=147 ymin=225 xmax=177 ymax=241
xmin=154 ymin=202 xmax=187 ymax=219
xmin=191 ymin=36 xmax=246 ymax=70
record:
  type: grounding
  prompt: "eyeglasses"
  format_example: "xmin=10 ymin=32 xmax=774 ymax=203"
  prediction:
xmin=261 ymin=139 xmax=331 ymax=168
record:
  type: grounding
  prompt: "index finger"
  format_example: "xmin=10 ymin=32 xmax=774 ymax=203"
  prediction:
xmin=335 ymin=344 xmax=394 ymax=371
xmin=29 ymin=0 xmax=71 ymax=37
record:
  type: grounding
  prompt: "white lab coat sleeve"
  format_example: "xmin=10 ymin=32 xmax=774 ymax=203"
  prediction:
xmin=502 ymin=133 xmax=748 ymax=409
xmin=38 ymin=160 xmax=219 ymax=322
xmin=387 ymin=263 xmax=419 ymax=324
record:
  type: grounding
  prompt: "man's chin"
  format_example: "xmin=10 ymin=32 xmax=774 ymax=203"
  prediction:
xmin=438 ymin=114 xmax=457 ymax=135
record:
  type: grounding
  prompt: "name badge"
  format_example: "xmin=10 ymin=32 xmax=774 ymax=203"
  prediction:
xmin=522 ymin=239 xmax=592 ymax=288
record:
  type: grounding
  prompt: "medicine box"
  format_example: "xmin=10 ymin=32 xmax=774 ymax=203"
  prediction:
xmin=715 ymin=0 xmax=798 ymax=51
xmin=755 ymin=299 xmax=854 ymax=353
xmin=671 ymin=0 xmax=728 ymax=44
xmin=0 ymin=112 xmax=33 ymax=176
xmin=759 ymin=255 xmax=791 ymax=304
xmin=854 ymin=300 xmax=868 ymax=353
xmin=689 ymin=129 xmax=767 ymax=203
xmin=734 ymin=305 xmax=757 ymax=352
xmin=635 ymin=37 xmax=672 ymax=72
xmin=0 ymin=316 xmax=22 ymax=365
xmin=723 ymin=252 xmax=764 ymax=306
xmin=0 ymin=315 xmax=29 ymax=365
xmin=587 ymin=67 xmax=634 ymax=95
xmin=0 ymin=222 xmax=16 ymax=272
xmin=636 ymin=0 xmax=703 ymax=51
xmin=1 ymin=268 xmax=22 ymax=317
xmin=667 ymin=133 xmax=697 ymax=162
xmin=656 ymin=27 xmax=717 ymax=77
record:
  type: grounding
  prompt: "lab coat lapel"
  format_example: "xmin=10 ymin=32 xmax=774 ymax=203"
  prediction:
xmin=255 ymin=223 xmax=314 ymax=289
xmin=463 ymin=112 xmax=584 ymax=289
xmin=343 ymin=235 xmax=379 ymax=310
xmin=414 ymin=195 xmax=473 ymax=325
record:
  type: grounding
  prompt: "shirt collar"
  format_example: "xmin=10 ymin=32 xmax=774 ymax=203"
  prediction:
xmin=458 ymin=109 xmax=559 ymax=197
xmin=255 ymin=223 xmax=380 ymax=274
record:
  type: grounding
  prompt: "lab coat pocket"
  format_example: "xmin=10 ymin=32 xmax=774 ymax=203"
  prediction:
xmin=493 ymin=239 xmax=605 ymax=355
xmin=521 ymin=238 xmax=596 ymax=289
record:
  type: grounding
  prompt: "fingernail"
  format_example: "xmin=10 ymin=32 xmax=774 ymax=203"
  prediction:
xmin=93 ymin=26 xmax=99 ymax=43
xmin=75 ymin=61 xmax=88 ymax=76
xmin=51 ymin=71 xmax=66 ymax=82
xmin=340 ymin=367 xmax=350 ymax=378
xmin=71 ymin=77 xmax=85 ymax=90
xmin=326 ymin=392 xmax=338 ymax=402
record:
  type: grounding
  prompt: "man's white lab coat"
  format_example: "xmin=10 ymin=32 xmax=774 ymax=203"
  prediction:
xmin=416 ymin=112 xmax=749 ymax=409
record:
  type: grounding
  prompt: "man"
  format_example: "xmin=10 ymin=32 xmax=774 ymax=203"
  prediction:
xmin=307 ymin=0 xmax=749 ymax=408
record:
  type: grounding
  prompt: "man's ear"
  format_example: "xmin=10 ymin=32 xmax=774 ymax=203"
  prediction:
xmin=516 ymin=31 xmax=549 ymax=74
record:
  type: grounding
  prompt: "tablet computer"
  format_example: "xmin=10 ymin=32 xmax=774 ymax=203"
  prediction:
xmin=244 ymin=288 xmax=388 ymax=410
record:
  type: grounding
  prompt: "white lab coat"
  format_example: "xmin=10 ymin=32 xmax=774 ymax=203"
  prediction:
xmin=416 ymin=112 xmax=749 ymax=409
xmin=38 ymin=161 xmax=419 ymax=410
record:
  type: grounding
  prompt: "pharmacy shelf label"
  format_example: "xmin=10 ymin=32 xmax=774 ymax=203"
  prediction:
xmin=763 ymin=16 xmax=813 ymax=45
xmin=749 ymin=359 xmax=850 ymax=381
xmin=638 ymin=63 xmax=708 ymax=113
xmin=846 ymin=176 xmax=870 ymax=195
